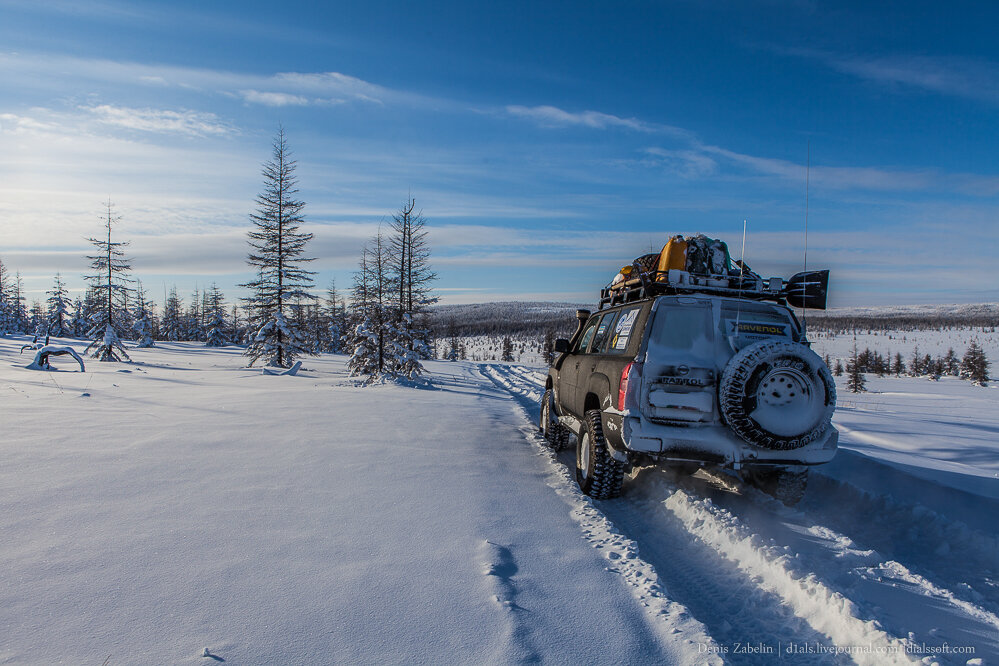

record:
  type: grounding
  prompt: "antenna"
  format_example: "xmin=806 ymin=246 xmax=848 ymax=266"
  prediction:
xmin=733 ymin=218 xmax=747 ymax=337
xmin=802 ymin=140 xmax=810 ymax=336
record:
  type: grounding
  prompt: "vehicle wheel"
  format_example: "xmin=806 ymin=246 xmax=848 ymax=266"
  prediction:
xmin=743 ymin=466 xmax=808 ymax=506
xmin=719 ymin=340 xmax=836 ymax=450
xmin=575 ymin=409 xmax=625 ymax=499
xmin=539 ymin=388 xmax=569 ymax=451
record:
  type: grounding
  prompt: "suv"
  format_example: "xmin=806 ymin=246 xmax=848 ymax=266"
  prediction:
xmin=540 ymin=288 xmax=837 ymax=505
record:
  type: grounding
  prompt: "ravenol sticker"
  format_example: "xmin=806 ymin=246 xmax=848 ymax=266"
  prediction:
xmin=727 ymin=321 xmax=788 ymax=337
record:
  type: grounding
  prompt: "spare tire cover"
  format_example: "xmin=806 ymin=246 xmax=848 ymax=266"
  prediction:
xmin=719 ymin=339 xmax=836 ymax=450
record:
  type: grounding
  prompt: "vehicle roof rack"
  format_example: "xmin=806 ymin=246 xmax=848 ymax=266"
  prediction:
xmin=598 ymin=266 xmax=830 ymax=311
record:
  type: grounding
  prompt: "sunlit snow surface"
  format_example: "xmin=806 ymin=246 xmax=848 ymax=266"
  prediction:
xmin=1 ymin=333 xmax=997 ymax=664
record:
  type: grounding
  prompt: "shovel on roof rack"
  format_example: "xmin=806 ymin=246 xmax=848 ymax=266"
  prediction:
xmin=782 ymin=270 xmax=829 ymax=310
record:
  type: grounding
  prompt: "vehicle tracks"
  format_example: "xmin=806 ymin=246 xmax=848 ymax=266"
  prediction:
xmin=481 ymin=362 xmax=999 ymax=664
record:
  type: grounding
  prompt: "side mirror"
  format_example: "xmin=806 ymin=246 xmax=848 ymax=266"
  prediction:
xmin=554 ymin=338 xmax=571 ymax=353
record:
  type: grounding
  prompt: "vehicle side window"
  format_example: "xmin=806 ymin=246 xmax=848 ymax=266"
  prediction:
xmin=576 ymin=317 xmax=600 ymax=353
xmin=607 ymin=306 xmax=642 ymax=353
xmin=590 ymin=311 xmax=619 ymax=353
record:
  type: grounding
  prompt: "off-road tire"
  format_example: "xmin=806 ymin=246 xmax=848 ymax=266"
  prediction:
xmin=719 ymin=339 xmax=836 ymax=450
xmin=539 ymin=388 xmax=569 ymax=451
xmin=744 ymin=467 xmax=809 ymax=506
xmin=575 ymin=409 xmax=625 ymax=499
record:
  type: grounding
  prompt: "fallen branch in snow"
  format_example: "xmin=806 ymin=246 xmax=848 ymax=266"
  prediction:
xmin=26 ymin=346 xmax=86 ymax=372
xmin=261 ymin=360 xmax=302 ymax=376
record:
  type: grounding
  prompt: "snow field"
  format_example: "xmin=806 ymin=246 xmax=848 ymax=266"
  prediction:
xmin=1 ymin=336 xmax=720 ymax=665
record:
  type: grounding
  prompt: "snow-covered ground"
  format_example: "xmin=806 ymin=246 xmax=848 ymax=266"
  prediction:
xmin=2 ymin=334 xmax=997 ymax=664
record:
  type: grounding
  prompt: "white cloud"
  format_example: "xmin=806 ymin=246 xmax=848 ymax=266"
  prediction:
xmin=82 ymin=105 xmax=237 ymax=136
xmin=642 ymin=147 xmax=718 ymax=178
xmin=505 ymin=105 xmax=655 ymax=132
xmin=238 ymin=90 xmax=310 ymax=107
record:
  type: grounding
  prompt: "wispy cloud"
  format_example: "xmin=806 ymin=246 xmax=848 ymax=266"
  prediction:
xmin=238 ymin=90 xmax=310 ymax=107
xmin=642 ymin=147 xmax=718 ymax=178
xmin=783 ymin=48 xmax=999 ymax=106
xmin=505 ymin=105 xmax=656 ymax=132
xmin=0 ymin=52 xmax=409 ymax=109
xmin=83 ymin=105 xmax=237 ymax=136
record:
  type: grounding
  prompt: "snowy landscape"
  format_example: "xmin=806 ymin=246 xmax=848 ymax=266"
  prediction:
xmin=4 ymin=3 xmax=999 ymax=664
xmin=1 ymin=319 xmax=996 ymax=665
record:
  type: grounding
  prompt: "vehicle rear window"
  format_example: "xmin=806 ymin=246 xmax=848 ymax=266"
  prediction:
xmin=650 ymin=304 xmax=712 ymax=350
xmin=719 ymin=302 xmax=795 ymax=341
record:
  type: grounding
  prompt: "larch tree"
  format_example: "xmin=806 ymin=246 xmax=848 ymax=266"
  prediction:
xmin=83 ymin=199 xmax=133 ymax=361
xmin=241 ymin=128 xmax=316 ymax=368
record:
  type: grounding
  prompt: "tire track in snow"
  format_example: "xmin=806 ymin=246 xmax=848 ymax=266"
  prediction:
xmin=479 ymin=364 xmax=723 ymax=665
xmin=483 ymin=363 xmax=940 ymax=665
xmin=683 ymin=467 xmax=999 ymax=658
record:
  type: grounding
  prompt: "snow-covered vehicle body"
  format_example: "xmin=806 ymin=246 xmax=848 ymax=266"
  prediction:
xmin=541 ymin=287 xmax=837 ymax=504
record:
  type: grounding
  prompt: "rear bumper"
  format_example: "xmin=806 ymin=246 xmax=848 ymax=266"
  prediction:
xmin=616 ymin=412 xmax=838 ymax=466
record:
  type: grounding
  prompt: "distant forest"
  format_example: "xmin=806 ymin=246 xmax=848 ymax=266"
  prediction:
xmin=429 ymin=301 xmax=999 ymax=339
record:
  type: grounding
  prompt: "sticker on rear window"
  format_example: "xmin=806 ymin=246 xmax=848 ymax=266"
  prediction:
xmin=611 ymin=308 xmax=639 ymax=350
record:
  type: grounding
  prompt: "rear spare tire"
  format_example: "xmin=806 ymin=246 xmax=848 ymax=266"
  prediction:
xmin=719 ymin=339 xmax=835 ymax=450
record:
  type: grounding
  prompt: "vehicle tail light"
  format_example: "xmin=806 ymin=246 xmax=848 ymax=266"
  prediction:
xmin=618 ymin=361 xmax=641 ymax=411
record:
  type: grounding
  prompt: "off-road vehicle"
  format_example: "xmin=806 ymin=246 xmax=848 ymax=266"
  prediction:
xmin=540 ymin=243 xmax=836 ymax=505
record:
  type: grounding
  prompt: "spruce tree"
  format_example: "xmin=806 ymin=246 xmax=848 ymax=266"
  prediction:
xmin=846 ymin=342 xmax=866 ymax=393
xmin=132 ymin=280 xmax=155 ymax=348
xmin=241 ymin=128 xmax=315 ymax=368
xmin=961 ymin=341 xmax=990 ymax=386
xmin=160 ymin=287 xmax=184 ymax=341
xmin=46 ymin=273 xmax=72 ymax=337
xmin=0 ymin=258 xmax=14 ymax=334
xmin=204 ymin=284 xmax=229 ymax=347
xmin=83 ymin=199 xmax=133 ymax=361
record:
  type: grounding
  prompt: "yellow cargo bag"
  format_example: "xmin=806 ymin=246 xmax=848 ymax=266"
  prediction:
xmin=654 ymin=236 xmax=687 ymax=280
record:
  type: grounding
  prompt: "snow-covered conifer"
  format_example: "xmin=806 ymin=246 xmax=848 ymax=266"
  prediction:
xmin=961 ymin=341 xmax=990 ymax=386
xmin=132 ymin=281 xmax=155 ymax=348
xmin=0 ymin=258 xmax=14 ymax=335
xmin=846 ymin=342 xmax=866 ymax=393
xmin=83 ymin=199 xmax=133 ymax=361
xmin=46 ymin=273 xmax=72 ymax=337
xmin=241 ymin=128 xmax=316 ymax=368
xmin=160 ymin=288 xmax=184 ymax=341
xmin=204 ymin=284 xmax=229 ymax=347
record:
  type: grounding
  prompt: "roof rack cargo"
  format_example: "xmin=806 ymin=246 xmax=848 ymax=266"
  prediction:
xmin=598 ymin=265 xmax=829 ymax=311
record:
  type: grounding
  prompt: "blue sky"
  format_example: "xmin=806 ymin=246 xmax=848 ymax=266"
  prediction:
xmin=1 ymin=0 xmax=997 ymax=308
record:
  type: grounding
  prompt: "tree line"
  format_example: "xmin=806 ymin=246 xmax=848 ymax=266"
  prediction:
xmin=0 ymin=128 xmax=436 ymax=382
xmin=833 ymin=341 xmax=991 ymax=392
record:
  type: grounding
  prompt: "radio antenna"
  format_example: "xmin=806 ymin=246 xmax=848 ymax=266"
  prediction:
xmin=802 ymin=140 xmax=810 ymax=336
xmin=734 ymin=218 xmax=747 ymax=335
